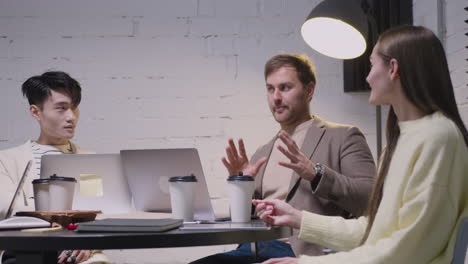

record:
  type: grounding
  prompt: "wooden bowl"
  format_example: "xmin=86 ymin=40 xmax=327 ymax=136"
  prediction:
xmin=15 ymin=210 xmax=101 ymax=227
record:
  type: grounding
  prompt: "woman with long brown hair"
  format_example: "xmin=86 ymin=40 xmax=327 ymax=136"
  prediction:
xmin=253 ymin=25 xmax=468 ymax=264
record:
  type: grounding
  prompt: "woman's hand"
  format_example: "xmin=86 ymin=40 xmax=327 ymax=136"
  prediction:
xmin=253 ymin=199 xmax=302 ymax=229
xmin=58 ymin=249 xmax=91 ymax=263
xmin=221 ymin=138 xmax=267 ymax=177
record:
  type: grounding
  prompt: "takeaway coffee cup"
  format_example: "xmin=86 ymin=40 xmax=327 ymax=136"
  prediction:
xmin=169 ymin=175 xmax=197 ymax=221
xmin=48 ymin=174 xmax=77 ymax=211
xmin=227 ymin=174 xmax=255 ymax=223
xmin=32 ymin=178 xmax=49 ymax=211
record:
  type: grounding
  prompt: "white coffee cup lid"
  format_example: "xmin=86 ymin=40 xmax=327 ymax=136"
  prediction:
xmin=48 ymin=174 xmax=77 ymax=182
xmin=227 ymin=175 xmax=254 ymax=181
xmin=32 ymin=178 xmax=49 ymax=184
xmin=169 ymin=175 xmax=197 ymax=182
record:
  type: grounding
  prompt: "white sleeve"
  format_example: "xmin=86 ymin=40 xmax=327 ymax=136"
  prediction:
xmin=298 ymin=212 xmax=367 ymax=252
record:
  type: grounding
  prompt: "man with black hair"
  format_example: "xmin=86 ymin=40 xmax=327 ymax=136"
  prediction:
xmin=0 ymin=71 xmax=108 ymax=264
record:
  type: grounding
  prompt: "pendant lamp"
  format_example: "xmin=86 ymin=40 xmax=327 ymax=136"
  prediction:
xmin=301 ymin=0 xmax=368 ymax=59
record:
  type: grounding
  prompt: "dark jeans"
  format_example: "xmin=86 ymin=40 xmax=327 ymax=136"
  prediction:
xmin=1 ymin=251 xmax=16 ymax=264
xmin=190 ymin=240 xmax=295 ymax=264
xmin=2 ymin=250 xmax=61 ymax=264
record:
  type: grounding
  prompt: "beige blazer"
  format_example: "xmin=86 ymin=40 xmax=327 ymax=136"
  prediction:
xmin=251 ymin=116 xmax=376 ymax=256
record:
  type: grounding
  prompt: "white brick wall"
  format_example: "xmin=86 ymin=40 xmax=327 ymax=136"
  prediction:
xmin=413 ymin=0 xmax=467 ymax=125
xmin=0 ymin=0 xmax=466 ymax=263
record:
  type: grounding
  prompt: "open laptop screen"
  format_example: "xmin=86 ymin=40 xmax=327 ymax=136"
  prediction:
xmin=5 ymin=160 xmax=32 ymax=219
xmin=40 ymin=154 xmax=133 ymax=214
xmin=120 ymin=148 xmax=215 ymax=221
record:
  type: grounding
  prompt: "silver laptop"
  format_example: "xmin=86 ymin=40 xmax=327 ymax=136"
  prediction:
xmin=40 ymin=154 xmax=133 ymax=214
xmin=4 ymin=160 xmax=32 ymax=219
xmin=120 ymin=148 xmax=215 ymax=221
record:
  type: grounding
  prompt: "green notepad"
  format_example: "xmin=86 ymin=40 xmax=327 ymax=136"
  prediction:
xmin=76 ymin=218 xmax=183 ymax=233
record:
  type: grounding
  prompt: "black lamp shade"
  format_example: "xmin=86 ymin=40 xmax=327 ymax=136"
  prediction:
xmin=301 ymin=0 xmax=369 ymax=59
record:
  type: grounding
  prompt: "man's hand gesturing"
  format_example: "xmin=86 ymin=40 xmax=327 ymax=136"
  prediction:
xmin=221 ymin=138 xmax=267 ymax=177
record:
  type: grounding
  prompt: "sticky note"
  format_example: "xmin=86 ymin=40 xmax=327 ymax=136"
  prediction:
xmin=79 ymin=174 xmax=104 ymax=197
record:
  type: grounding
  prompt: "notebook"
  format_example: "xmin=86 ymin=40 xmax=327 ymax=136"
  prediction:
xmin=120 ymin=148 xmax=216 ymax=221
xmin=40 ymin=154 xmax=133 ymax=214
xmin=76 ymin=218 xmax=183 ymax=233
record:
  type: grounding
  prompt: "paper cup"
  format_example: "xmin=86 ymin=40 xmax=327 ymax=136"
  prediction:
xmin=48 ymin=175 xmax=77 ymax=211
xmin=227 ymin=175 xmax=254 ymax=223
xmin=32 ymin=178 xmax=49 ymax=211
xmin=169 ymin=175 xmax=197 ymax=221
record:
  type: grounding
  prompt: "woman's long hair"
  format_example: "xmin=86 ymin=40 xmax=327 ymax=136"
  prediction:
xmin=361 ymin=25 xmax=468 ymax=244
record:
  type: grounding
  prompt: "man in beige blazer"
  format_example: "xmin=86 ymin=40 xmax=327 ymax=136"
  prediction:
xmin=191 ymin=54 xmax=375 ymax=264
xmin=251 ymin=116 xmax=375 ymax=256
